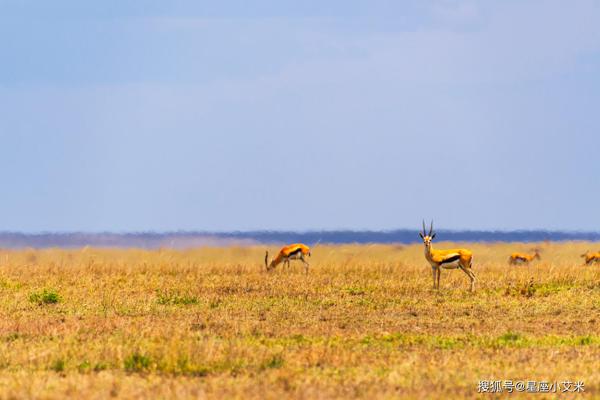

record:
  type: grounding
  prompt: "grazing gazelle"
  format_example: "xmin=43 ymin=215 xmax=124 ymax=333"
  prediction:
xmin=581 ymin=251 xmax=600 ymax=265
xmin=420 ymin=221 xmax=476 ymax=292
xmin=508 ymin=249 xmax=541 ymax=265
xmin=265 ymin=243 xmax=311 ymax=273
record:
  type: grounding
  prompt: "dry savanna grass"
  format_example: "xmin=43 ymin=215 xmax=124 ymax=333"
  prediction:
xmin=0 ymin=242 xmax=599 ymax=399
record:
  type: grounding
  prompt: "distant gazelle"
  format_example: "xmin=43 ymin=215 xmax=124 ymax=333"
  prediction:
xmin=581 ymin=251 xmax=600 ymax=265
xmin=508 ymin=249 xmax=541 ymax=265
xmin=265 ymin=243 xmax=311 ymax=273
xmin=420 ymin=221 xmax=476 ymax=292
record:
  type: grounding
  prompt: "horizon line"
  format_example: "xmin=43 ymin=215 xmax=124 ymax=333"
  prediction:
xmin=0 ymin=228 xmax=600 ymax=235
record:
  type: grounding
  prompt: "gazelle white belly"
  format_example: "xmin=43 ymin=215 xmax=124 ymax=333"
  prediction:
xmin=440 ymin=260 xmax=461 ymax=269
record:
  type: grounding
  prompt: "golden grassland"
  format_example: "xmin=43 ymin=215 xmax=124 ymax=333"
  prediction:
xmin=0 ymin=242 xmax=599 ymax=399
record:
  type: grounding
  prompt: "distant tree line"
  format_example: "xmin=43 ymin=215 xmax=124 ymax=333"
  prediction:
xmin=0 ymin=230 xmax=598 ymax=249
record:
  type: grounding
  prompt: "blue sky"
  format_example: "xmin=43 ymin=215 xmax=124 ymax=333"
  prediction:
xmin=1 ymin=0 xmax=599 ymax=232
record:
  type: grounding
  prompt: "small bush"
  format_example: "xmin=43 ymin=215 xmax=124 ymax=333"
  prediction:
xmin=50 ymin=359 xmax=65 ymax=372
xmin=578 ymin=335 xmax=593 ymax=345
xmin=93 ymin=362 xmax=108 ymax=372
xmin=520 ymin=279 xmax=536 ymax=297
xmin=4 ymin=333 xmax=23 ymax=342
xmin=124 ymin=352 xmax=151 ymax=372
xmin=29 ymin=289 xmax=61 ymax=305
xmin=78 ymin=360 xmax=91 ymax=373
xmin=261 ymin=354 xmax=284 ymax=370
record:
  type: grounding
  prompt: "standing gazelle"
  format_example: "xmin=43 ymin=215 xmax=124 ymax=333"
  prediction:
xmin=508 ymin=249 xmax=541 ymax=265
xmin=420 ymin=221 xmax=476 ymax=292
xmin=265 ymin=243 xmax=311 ymax=273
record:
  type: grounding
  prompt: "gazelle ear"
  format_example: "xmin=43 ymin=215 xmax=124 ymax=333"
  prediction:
xmin=419 ymin=232 xmax=424 ymax=239
xmin=431 ymin=233 xmax=436 ymax=239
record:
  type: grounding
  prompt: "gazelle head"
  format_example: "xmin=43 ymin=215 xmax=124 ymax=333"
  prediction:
xmin=419 ymin=220 xmax=436 ymax=249
xmin=581 ymin=251 xmax=589 ymax=258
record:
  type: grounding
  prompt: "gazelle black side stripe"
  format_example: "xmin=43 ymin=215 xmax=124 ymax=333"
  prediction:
xmin=288 ymin=247 xmax=303 ymax=257
xmin=440 ymin=254 xmax=460 ymax=265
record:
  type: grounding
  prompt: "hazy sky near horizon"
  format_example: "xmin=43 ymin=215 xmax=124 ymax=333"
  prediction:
xmin=1 ymin=0 xmax=599 ymax=232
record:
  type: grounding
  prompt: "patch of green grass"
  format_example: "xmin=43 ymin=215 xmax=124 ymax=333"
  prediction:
xmin=534 ymin=282 xmax=576 ymax=296
xmin=124 ymin=352 xmax=151 ymax=373
xmin=353 ymin=297 xmax=377 ymax=308
xmin=360 ymin=335 xmax=375 ymax=345
xmin=0 ymin=278 xmax=22 ymax=290
xmin=578 ymin=335 xmax=594 ymax=345
xmin=166 ymin=358 xmax=249 ymax=376
xmin=156 ymin=290 xmax=198 ymax=305
xmin=498 ymin=332 xmax=521 ymax=342
xmin=344 ymin=286 xmax=367 ymax=296
xmin=289 ymin=334 xmax=309 ymax=344
xmin=432 ymin=337 xmax=462 ymax=349
xmin=29 ymin=289 xmax=61 ymax=305
xmin=50 ymin=359 xmax=65 ymax=372
xmin=377 ymin=333 xmax=463 ymax=349
xmin=93 ymin=362 xmax=108 ymax=372
xmin=260 ymin=354 xmax=284 ymax=370
xmin=355 ymin=332 xmax=600 ymax=350
xmin=3 ymin=333 xmax=23 ymax=342
xmin=542 ymin=335 xmax=600 ymax=346
xmin=496 ymin=331 xmax=524 ymax=346
xmin=77 ymin=360 xmax=91 ymax=373
xmin=76 ymin=360 xmax=110 ymax=374
xmin=504 ymin=279 xmax=577 ymax=298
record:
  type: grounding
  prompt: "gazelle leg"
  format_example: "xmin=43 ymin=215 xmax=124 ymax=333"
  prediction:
xmin=469 ymin=269 xmax=476 ymax=291
xmin=431 ymin=267 xmax=437 ymax=289
xmin=301 ymin=255 xmax=309 ymax=274
xmin=436 ymin=268 xmax=441 ymax=289
xmin=460 ymin=266 xmax=476 ymax=292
